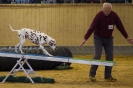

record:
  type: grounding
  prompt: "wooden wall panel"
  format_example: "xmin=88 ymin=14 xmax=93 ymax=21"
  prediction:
xmin=0 ymin=4 xmax=133 ymax=46
xmin=113 ymin=5 xmax=133 ymax=45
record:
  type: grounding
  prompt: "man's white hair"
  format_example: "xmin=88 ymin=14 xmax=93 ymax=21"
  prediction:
xmin=103 ymin=3 xmax=112 ymax=10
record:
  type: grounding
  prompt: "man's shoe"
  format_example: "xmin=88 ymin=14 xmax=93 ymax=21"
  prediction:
xmin=89 ymin=76 xmax=96 ymax=82
xmin=105 ymin=77 xmax=117 ymax=82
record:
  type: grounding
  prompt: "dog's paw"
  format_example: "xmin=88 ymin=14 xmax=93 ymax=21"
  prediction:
xmin=21 ymin=52 xmax=25 ymax=54
xmin=15 ymin=50 xmax=19 ymax=53
xmin=48 ymin=54 xmax=53 ymax=57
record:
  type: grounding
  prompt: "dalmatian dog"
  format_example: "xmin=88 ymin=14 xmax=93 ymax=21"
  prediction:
xmin=9 ymin=24 xmax=56 ymax=57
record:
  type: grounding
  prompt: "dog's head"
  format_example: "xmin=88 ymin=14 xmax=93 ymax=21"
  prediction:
xmin=48 ymin=39 xmax=56 ymax=51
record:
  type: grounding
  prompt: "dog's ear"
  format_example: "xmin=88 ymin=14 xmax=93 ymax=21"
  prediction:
xmin=49 ymin=40 xmax=56 ymax=46
xmin=49 ymin=40 xmax=54 ymax=46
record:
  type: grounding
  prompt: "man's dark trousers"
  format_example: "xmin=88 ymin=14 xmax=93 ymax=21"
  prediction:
xmin=89 ymin=35 xmax=113 ymax=79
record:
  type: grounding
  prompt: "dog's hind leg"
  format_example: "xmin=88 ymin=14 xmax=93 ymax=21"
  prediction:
xmin=19 ymin=38 xmax=26 ymax=54
xmin=15 ymin=42 xmax=20 ymax=53
xmin=17 ymin=35 xmax=26 ymax=54
xmin=39 ymin=44 xmax=53 ymax=57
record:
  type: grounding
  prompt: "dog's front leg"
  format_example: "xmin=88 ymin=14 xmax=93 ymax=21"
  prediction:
xmin=39 ymin=44 xmax=53 ymax=57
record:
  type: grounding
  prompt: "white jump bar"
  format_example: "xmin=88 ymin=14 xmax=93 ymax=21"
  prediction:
xmin=0 ymin=52 xmax=116 ymax=66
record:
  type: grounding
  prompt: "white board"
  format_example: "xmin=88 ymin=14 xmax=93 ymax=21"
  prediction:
xmin=0 ymin=52 xmax=116 ymax=66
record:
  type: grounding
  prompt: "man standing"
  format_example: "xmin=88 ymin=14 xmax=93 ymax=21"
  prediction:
xmin=80 ymin=3 xmax=133 ymax=82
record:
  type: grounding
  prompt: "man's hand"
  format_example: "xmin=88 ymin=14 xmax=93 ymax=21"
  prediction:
xmin=126 ymin=38 xmax=133 ymax=45
xmin=79 ymin=39 xmax=87 ymax=47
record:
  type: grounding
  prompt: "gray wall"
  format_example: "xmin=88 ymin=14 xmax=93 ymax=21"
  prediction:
xmin=66 ymin=46 xmax=133 ymax=55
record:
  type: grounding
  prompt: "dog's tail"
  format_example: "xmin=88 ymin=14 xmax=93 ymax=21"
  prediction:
xmin=9 ymin=24 xmax=19 ymax=32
